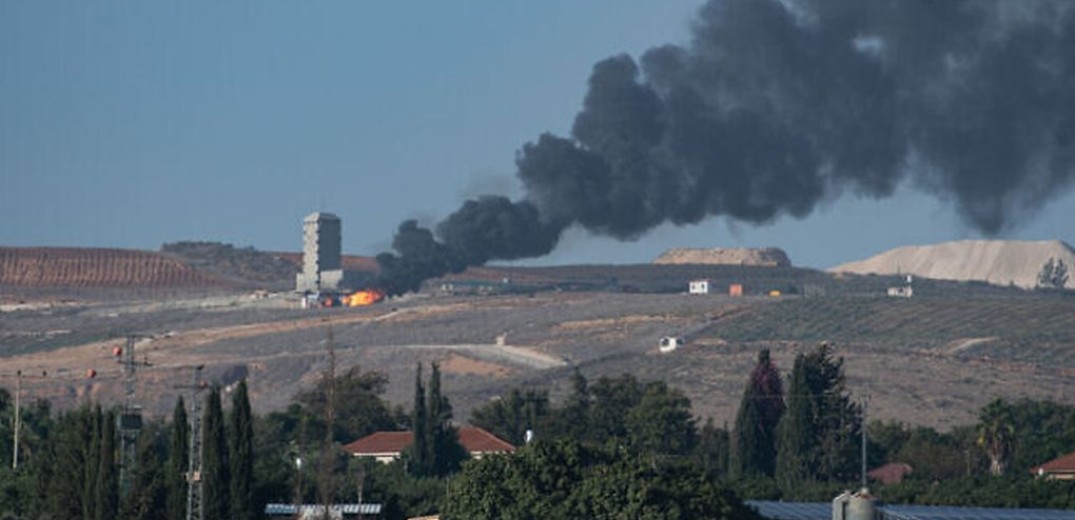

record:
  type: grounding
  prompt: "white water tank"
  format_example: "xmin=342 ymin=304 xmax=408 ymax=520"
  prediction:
xmin=832 ymin=488 xmax=877 ymax=520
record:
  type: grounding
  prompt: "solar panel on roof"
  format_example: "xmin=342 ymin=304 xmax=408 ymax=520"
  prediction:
xmin=748 ymin=500 xmax=1075 ymax=520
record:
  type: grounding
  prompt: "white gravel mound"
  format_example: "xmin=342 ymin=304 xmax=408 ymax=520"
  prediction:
xmin=830 ymin=239 xmax=1075 ymax=289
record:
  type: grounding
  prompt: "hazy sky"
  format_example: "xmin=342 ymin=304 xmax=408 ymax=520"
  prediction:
xmin=3 ymin=2 xmax=1073 ymax=269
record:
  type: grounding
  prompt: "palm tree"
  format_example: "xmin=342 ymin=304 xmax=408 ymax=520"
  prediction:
xmin=976 ymin=398 xmax=1015 ymax=476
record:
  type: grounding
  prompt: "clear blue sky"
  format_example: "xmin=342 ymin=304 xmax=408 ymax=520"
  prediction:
xmin=2 ymin=2 xmax=1073 ymax=269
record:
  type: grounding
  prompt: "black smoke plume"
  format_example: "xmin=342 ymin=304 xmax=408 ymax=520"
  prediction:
xmin=377 ymin=0 xmax=1075 ymax=295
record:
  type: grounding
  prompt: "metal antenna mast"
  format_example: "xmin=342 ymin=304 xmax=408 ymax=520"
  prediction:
xmin=182 ymin=365 xmax=206 ymax=520
xmin=118 ymin=336 xmax=150 ymax=497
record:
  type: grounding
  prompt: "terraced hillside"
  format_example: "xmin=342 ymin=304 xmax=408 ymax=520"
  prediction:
xmin=0 ymin=247 xmax=227 ymax=288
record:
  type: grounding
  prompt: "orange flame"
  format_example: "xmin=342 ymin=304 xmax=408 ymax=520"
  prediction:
xmin=342 ymin=289 xmax=385 ymax=307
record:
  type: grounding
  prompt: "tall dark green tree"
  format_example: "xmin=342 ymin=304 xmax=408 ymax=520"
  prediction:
xmin=44 ymin=405 xmax=95 ymax=519
xmin=554 ymin=369 xmax=592 ymax=441
xmin=427 ymin=363 xmax=467 ymax=476
xmin=166 ymin=397 xmax=189 ymax=520
xmin=95 ymin=410 xmax=119 ymax=520
xmin=589 ymin=374 xmax=644 ymax=443
xmin=695 ymin=419 xmax=731 ymax=478
xmin=84 ymin=405 xmax=103 ymax=520
xmin=731 ymin=349 xmax=785 ymax=478
xmin=121 ymin=425 xmax=168 ymax=520
xmin=201 ymin=387 xmax=231 ymax=520
xmin=230 ymin=380 xmax=257 ymax=520
xmin=407 ymin=364 xmax=429 ymax=476
xmin=625 ymin=381 xmax=697 ymax=456
xmin=776 ymin=344 xmax=860 ymax=487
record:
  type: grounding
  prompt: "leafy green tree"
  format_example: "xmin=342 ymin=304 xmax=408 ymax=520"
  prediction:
xmin=732 ymin=349 xmax=785 ymax=478
xmin=95 ymin=410 xmax=119 ymax=520
xmin=776 ymin=344 xmax=860 ymax=487
xmin=695 ymin=418 xmax=731 ymax=479
xmin=589 ymin=373 xmax=644 ymax=443
xmin=230 ymin=380 xmax=257 ymax=520
xmin=977 ymin=398 xmax=1016 ymax=476
xmin=166 ymin=397 xmax=189 ymax=520
xmin=297 ymin=366 xmax=398 ymax=443
xmin=549 ymin=369 xmax=591 ymax=441
xmin=201 ymin=387 xmax=230 ymax=520
xmin=470 ymin=388 xmax=551 ymax=446
xmin=626 ymin=381 xmax=697 ymax=456
xmin=442 ymin=439 xmax=762 ymax=520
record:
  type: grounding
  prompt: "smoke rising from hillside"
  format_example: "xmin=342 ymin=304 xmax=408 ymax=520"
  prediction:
xmin=376 ymin=0 xmax=1075 ymax=294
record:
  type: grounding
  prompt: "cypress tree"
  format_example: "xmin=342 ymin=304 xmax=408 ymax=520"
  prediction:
xmin=166 ymin=397 xmax=189 ymax=520
xmin=428 ymin=362 xmax=466 ymax=475
xmin=731 ymin=349 xmax=785 ymax=478
xmin=409 ymin=364 xmax=428 ymax=476
xmin=121 ymin=425 xmax=168 ymax=520
xmin=83 ymin=405 xmax=103 ymax=520
xmin=776 ymin=353 xmax=815 ymax=488
xmin=201 ymin=387 xmax=230 ymax=520
xmin=95 ymin=410 xmax=119 ymax=520
xmin=775 ymin=344 xmax=860 ymax=488
xmin=229 ymin=380 xmax=256 ymax=520
xmin=49 ymin=406 xmax=95 ymax=519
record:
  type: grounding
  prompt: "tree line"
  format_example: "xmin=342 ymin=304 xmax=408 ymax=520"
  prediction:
xmin=2 ymin=345 xmax=1075 ymax=518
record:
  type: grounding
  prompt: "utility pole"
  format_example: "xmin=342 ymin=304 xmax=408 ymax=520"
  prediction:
xmin=118 ymin=336 xmax=151 ymax=497
xmin=180 ymin=365 xmax=206 ymax=520
xmin=861 ymin=394 xmax=869 ymax=490
xmin=317 ymin=323 xmax=338 ymax=520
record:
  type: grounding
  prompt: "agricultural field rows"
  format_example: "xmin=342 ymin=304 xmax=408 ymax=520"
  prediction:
xmin=0 ymin=247 xmax=225 ymax=287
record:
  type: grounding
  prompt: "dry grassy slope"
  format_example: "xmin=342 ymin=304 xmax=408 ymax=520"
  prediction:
xmin=831 ymin=239 xmax=1075 ymax=289
xmin=0 ymin=247 xmax=227 ymax=288
xmin=2 ymin=289 xmax=1073 ymax=432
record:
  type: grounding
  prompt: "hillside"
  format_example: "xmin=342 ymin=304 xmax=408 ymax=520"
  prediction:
xmin=0 ymin=247 xmax=227 ymax=288
xmin=831 ymin=239 xmax=1075 ymax=290
xmin=653 ymin=247 xmax=791 ymax=267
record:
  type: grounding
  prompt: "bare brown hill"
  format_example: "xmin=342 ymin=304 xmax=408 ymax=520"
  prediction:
xmin=654 ymin=247 xmax=791 ymax=267
xmin=0 ymin=247 xmax=228 ymax=288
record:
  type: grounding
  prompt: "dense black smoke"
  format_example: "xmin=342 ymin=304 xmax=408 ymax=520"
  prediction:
xmin=377 ymin=0 xmax=1075 ymax=294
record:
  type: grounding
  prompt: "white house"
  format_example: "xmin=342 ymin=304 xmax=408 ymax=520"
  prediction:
xmin=688 ymin=279 xmax=716 ymax=294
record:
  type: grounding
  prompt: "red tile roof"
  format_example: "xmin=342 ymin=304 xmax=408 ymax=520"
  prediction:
xmin=1031 ymin=452 xmax=1075 ymax=475
xmin=867 ymin=462 xmax=913 ymax=485
xmin=457 ymin=427 xmax=517 ymax=453
xmin=342 ymin=431 xmax=413 ymax=455
xmin=342 ymin=427 xmax=515 ymax=456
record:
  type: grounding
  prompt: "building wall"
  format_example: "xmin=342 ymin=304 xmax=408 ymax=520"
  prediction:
xmin=298 ymin=212 xmax=343 ymax=292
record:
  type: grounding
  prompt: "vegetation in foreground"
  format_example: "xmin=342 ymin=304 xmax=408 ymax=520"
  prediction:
xmin=1 ymin=343 xmax=1074 ymax=519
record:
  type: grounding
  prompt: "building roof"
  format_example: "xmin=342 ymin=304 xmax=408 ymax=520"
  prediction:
xmin=304 ymin=212 xmax=340 ymax=222
xmin=342 ymin=427 xmax=515 ymax=456
xmin=867 ymin=462 xmax=913 ymax=485
xmin=1031 ymin=451 xmax=1075 ymax=475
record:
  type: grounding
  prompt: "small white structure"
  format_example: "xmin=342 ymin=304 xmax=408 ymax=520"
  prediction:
xmin=688 ymin=279 xmax=716 ymax=294
xmin=887 ymin=275 xmax=914 ymax=298
xmin=886 ymin=286 xmax=913 ymax=298
xmin=659 ymin=336 xmax=685 ymax=353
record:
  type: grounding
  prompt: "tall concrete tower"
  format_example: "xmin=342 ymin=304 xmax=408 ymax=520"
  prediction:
xmin=296 ymin=212 xmax=345 ymax=292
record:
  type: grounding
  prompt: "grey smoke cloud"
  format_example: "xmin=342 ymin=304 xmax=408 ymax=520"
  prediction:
xmin=377 ymin=0 xmax=1075 ymax=294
